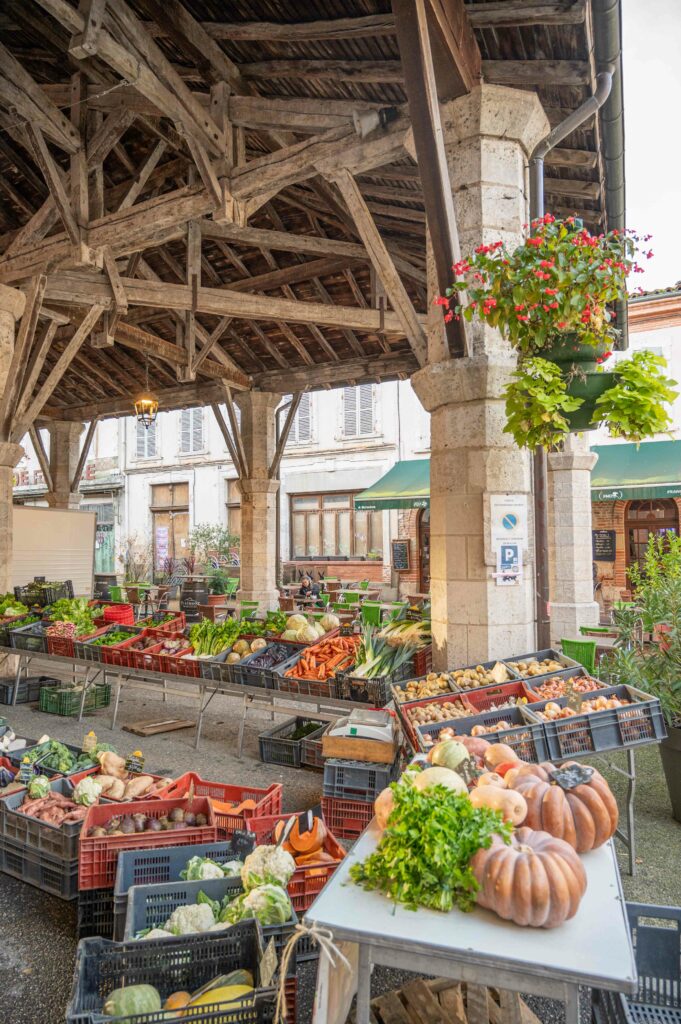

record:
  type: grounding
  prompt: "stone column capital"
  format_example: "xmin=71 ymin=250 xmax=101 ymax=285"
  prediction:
xmin=442 ymin=83 xmax=550 ymax=157
xmin=548 ymin=450 xmax=599 ymax=473
xmin=0 ymin=284 xmax=26 ymax=323
xmin=239 ymin=478 xmax=279 ymax=497
xmin=0 ymin=442 xmax=25 ymax=468
xmin=412 ymin=356 xmax=517 ymax=413
xmin=235 ymin=390 xmax=282 ymax=415
xmin=48 ymin=421 xmax=85 ymax=444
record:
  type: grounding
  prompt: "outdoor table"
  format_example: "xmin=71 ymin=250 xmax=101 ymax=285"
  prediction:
xmin=306 ymin=821 xmax=637 ymax=1024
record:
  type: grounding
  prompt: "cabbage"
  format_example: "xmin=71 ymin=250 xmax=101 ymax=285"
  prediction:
xmin=286 ymin=614 xmax=308 ymax=631
xmin=296 ymin=625 xmax=318 ymax=643
xmin=221 ymin=884 xmax=292 ymax=927
xmin=319 ymin=613 xmax=339 ymax=632
xmin=314 ymin=623 xmax=325 ymax=637
xmin=281 ymin=630 xmax=299 ymax=641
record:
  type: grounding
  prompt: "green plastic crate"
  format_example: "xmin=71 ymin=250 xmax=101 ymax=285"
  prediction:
xmin=39 ymin=682 xmax=111 ymax=717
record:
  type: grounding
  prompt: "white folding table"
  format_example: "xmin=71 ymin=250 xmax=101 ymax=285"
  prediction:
xmin=305 ymin=821 xmax=637 ymax=1024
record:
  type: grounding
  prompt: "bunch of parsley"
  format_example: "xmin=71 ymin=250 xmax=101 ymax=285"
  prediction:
xmin=350 ymin=783 xmax=511 ymax=913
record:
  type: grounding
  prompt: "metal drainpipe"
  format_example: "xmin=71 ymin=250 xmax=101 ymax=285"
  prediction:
xmin=529 ymin=68 xmax=614 ymax=649
xmin=275 ymin=400 xmax=292 ymax=587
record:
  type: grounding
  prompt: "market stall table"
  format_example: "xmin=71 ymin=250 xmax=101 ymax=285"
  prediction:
xmin=305 ymin=821 xmax=637 ymax=1024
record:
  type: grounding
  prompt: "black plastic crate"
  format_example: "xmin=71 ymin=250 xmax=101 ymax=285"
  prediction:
xmin=233 ymin=642 xmax=302 ymax=690
xmin=9 ymin=621 xmax=48 ymax=653
xmin=14 ymin=578 xmax=74 ymax=607
xmin=113 ymin=837 xmax=255 ymax=941
xmin=66 ymin=923 xmax=276 ymax=1024
xmin=323 ymin=756 xmax=400 ymax=802
xmin=0 ymin=674 xmax=59 ymax=705
xmin=1 ymin=776 xmax=86 ymax=858
xmin=0 ymin=614 xmax=41 ymax=647
xmin=75 ymin=625 xmax=123 ymax=664
xmin=416 ymin=705 xmax=549 ymax=764
xmin=528 ymin=684 xmax=667 ymax=759
xmin=258 ymin=717 xmax=325 ymax=769
xmin=123 ymin=875 xmax=298 ymax=973
xmin=1 ymin=836 xmax=79 ymax=899
xmin=301 ymin=724 xmax=328 ymax=770
xmin=78 ymin=887 xmax=114 ymax=939
xmin=335 ymin=664 xmax=412 ymax=707
xmin=9 ymin=740 xmax=96 ymax=778
xmin=592 ymin=902 xmax=681 ymax=1024
xmin=503 ymin=648 xmax=579 ymax=681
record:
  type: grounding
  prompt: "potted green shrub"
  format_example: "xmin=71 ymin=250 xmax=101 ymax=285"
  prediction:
xmin=441 ymin=216 xmax=678 ymax=449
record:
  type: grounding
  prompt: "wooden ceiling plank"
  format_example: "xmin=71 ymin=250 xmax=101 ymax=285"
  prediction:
xmin=148 ymin=14 xmax=395 ymax=42
xmin=545 ymin=147 xmax=598 ymax=170
xmin=466 ymin=1 xmax=586 ymax=28
xmin=482 ymin=60 xmax=590 ymax=86
xmin=0 ymin=41 xmax=80 ymax=152
xmin=240 ymin=60 xmax=403 ymax=84
xmin=426 ymin=0 xmax=482 ymax=99
xmin=545 ymin=176 xmax=600 ymax=200
xmin=254 ymin=352 xmax=419 ymax=393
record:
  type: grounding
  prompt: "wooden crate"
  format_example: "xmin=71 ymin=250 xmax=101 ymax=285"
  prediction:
xmin=348 ymin=978 xmax=542 ymax=1024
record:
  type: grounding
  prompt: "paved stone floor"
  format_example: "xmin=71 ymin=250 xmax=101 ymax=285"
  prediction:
xmin=0 ymin=675 xmax=679 ymax=1024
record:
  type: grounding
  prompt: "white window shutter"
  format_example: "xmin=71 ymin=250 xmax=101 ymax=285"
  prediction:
xmin=343 ymin=387 xmax=357 ymax=436
xmin=192 ymin=408 xmax=203 ymax=451
xmin=359 ymin=384 xmax=374 ymax=435
xmin=180 ymin=410 xmax=190 ymax=452
xmin=136 ymin=421 xmax=145 ymax=458
xmin=296 ymin=393 xmax=311 ymax=442
xmin=147 ymin=420 xmax=157 ymax=456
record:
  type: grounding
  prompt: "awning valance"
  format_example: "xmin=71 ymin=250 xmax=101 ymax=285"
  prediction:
xmin=591 ymin=441 xmax=681 ymax=501
xmin=354 ymin=459 xmax=430 ymax=511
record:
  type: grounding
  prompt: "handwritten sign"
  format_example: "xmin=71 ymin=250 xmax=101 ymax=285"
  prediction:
xmin=592 ymin=529 xmax=616 ymax=562
xmin=391 ymin=540 xmax=411 ymax=572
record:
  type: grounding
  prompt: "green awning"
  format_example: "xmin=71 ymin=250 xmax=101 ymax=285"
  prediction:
xmin=354 ymin=459 xmax=430 ymax=511
xmin=591 ymin=441 xmax=681 ymax=501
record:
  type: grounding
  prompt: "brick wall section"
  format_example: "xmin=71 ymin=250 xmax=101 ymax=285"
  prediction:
xmin=397 ymin=509 xmax=421 ymax=597
xmin=592 ymin=500 xmax=628 ymax=601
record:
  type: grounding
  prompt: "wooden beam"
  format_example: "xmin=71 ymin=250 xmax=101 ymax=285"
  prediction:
xmin=222 ymin=387 xmax=248 ymax=479
xmin=14 ymin=319 xmax=58 ymax=426
xmin=44 ymin=272 xmax=417 ymax=334
xmin=149 ymin=14 xmax=396 ymax=42
xmin=482 ymin=60 xmax=590 ymax=86
xmin=269 ymin=394 xmax=301 ymax=479
xmin=241 ymin=60 xmax=403 ymax=83
xmin=25 ymin=125 xmax=80 ymax=247
xmin=192 ymin=318 xmax=231 ymax=374
xmin=101 ymin=246 xmax=128 ymax=315
xmin=0 ymin=274 xmax=46 ymax=436
xmin=43 ymin=381 xmax=230 ymax=421
xmin=211 ymin=402 xmax=242 ymax=476
xmin=14 ymin=304 xmax=105 ymax=436
xmin=466 ymin=1 xmax=586 ymax=27
xmin=225 ymin=256 xmax=361 ymax=294
xmin=545 ymin=176 xmax=601 ymax=201
xmin=545 ymin=147 xmax=598 ymax=170
xmin=111 ymin=321 xmax=247 ymax=386
xmin=183 ymin=219 xmax=200 ymax=379
xmin=228 ymin=95 xmax=394 ymax=134
xmin=117 ymin=140 xmax=167 ymax=210
xmin=426 ymin=0 xmax=482 ymax=99
xmin=28 ymin=425 xmax=53 ymax=492
xmin=254 ymin=351 xmax=420 ymax=392
xmin=69 ymin=0 xmax=107 ymax=58
xmin=332 ymin=168 xmax=427 ymax=367
xmin=86 ymin=107 xmax=135 ymax=166
xmin=394 ymin=0 xmax=469 ymax=358
xmin=69 ymin=417 xmax=99 ymax=491
xmin=0 ymin=41 xmax=80 ymax=153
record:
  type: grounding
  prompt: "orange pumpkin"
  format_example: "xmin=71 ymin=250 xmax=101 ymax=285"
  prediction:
xmin=273 ymin=816 xmax=327 ymax=855
xmin=471 ymin=826 xmax=587 ymax=928
xmin=507 ymin=761 xmax=618 ymax=853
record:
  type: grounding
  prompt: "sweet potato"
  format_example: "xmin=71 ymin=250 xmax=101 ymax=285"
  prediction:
xmin=123 ymin=776 xmax=154 ymax=800
xmin=97 ymin=751 xmax=127 ymax=779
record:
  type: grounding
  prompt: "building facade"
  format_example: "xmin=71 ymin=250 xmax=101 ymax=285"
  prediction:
xmin=14 ymin=381 xmax=431 ymax=596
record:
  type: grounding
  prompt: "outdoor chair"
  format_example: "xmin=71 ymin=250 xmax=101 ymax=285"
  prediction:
xmin=561 ymin=637 xmax=597 ymax=675
xmin=108 ymin=585 xmax=125 ymax=603
xmin=361 ymin=601 xmax=382 ymax=627
xmin=332 ymin=602 xmax=349 ymax=614
xmin=225 ymin=577 xmax=239 ymax=598
xmin=359 ymin=580 xmax=370 ymax=590
xmin=239 ymin=600 xmax=259 ymax=620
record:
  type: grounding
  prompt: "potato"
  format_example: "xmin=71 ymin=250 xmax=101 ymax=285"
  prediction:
xmin=123 ymin=775 xmax=154 ymax=800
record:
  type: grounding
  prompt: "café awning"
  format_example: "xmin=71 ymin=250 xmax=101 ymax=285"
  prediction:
xmin=354 ymin=459 xmax=430 ymax=511
xmin=591 ymin=441 xmax=681 ymax=501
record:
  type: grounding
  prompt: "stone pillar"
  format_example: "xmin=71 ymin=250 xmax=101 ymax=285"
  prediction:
xmin=548 ymin=434 xmax=600 ymax=640
xmin=45 ymin=421 xmax=84 ymax=508
xmin=235 ymin=391 xmax=281 ymax=610
xmin=412 ymin=85 xmax=550 ymax=669
xmin=0 ymin=284 xmax=27 ymax=594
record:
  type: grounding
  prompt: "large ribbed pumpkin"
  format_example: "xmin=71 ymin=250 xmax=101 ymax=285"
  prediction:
xmin=507 ymin=761 xmax=618 ymax=853
xmin=471 ymin=827 xmax=587 ymax=928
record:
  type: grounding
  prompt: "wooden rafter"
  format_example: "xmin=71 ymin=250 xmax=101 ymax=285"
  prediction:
xmin=0 ymin=274 xmax=47 ymax=437
xmin=0 ymin=41 xmax=80 ymax=153
xmin=28 ymin=425 xmax=53 ymax=492
xmin=269 ymin=394 xmax=301 ymax=479
xmin=211 ymin=402 xmax=242 ymax=476
xmin=69 ymin=417 xmax=99 ymax=492
xmin=148 ymin=14 xmax=396 ymax=42
xmin=465 ymin=1 xmax=586 ymax=28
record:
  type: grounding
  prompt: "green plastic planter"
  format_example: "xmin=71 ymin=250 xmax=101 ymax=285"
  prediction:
xmin=565 ymin=371 xmax=615 ymax=431
xmin=542 ymin=333 xmax=610 ymax=371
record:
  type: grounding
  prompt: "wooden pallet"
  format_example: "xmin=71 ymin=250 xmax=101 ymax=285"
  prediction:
xmin=349 ymin=979 xmax=543 ymax=1024
xmin=123 ymin=718 xmax=195 ymax=736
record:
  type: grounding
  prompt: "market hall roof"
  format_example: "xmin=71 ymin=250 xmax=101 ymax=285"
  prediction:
xmin=0 ymin=0 xmax=624 ymax=429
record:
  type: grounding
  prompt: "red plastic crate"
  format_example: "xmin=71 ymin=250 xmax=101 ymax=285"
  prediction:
xmin=463 ymin=680 xmax=541 ymax=714
xmin=396 ymin=691 xmax=475 ymax=750
xmin=99 ymin=630 xmax=145 ymax=667
xmin=78 ymin=796 xmax=218 ymax=890
xmin=46 ymin=625 xmax=112 ymax=660
xmin=135 ymin=612 xmax=186 ymax=633
xmin=411 ymin=645 xmax=433 ymax=677
xmin=102 ymin=629 xmax=164 ymax=671
xmin=321 ymin=796 xmax=373 ymax=841
xmin=149 ymin=633 xmax=194 ymax=675
xmin=285 ymin=976 xmax=297 ymax=1024
xmin=246 ymin=811 xmax=345 ymax=913
xmin=156 ymin=772 xmax=283 ymax=837
xmin=102 ymin=603 xmax=135 ymax=626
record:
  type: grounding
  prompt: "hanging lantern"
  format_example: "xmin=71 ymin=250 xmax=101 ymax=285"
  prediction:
xmin=134 ymin=355 xmax=158 ymax=429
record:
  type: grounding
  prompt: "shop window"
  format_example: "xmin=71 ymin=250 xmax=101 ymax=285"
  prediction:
xmin=180 ymin=408 xmax=204 ymax=454
xmin=290 ymin=492 xmax=382 ymax=558
xmin=135 ymin=419 xmax=157 ymax=459
xmin=342 ymin=384 xmax=375 ymax=438
xmin=625 ymin=499 xmax=679 ymax=574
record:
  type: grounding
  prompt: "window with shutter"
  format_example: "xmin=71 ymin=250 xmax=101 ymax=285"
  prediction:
xmin=342 ymin=385 xmax=375 ymax=437
xmin=293 ymin=393 xmax=312 ymax=443
xmin=136 ymin=420 xmax=157 ymax=458
xmin=180 ymin=409 xmax=204 ymax=453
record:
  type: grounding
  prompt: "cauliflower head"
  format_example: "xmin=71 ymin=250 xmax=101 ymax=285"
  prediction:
xmin=223 ymin=884 xmax=292 ymax=926
xmin=241 ymin=844 xmax=295 ymax=891
xmin=165 ymin=901 xmax=215 ymax=935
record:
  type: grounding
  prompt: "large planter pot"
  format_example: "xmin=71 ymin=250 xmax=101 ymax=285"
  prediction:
xmin=543 ymin=333 xmax=609 ymax=371
xmin=565 ymin=371 xmax=615 ymax=431
xmin=207 ymin=593 xmax=226 ymax=606
xmin=660 ymin=725 xmax=681 ymax=823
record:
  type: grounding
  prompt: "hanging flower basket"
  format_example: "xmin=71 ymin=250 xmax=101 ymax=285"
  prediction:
xmin=564 ymin=371 xmax=616 ymax=432
xmin=542 ymin=333 xmax=611 ymax=372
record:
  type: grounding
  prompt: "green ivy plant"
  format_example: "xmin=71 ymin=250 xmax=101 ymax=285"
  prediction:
xmin=593 ymin=350 xmax=678 ymax=442
xmin=502 ymin=358 xmax=584 ymax=449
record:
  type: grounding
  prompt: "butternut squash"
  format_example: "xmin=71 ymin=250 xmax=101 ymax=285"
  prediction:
xmin=483 ymin=743 xmax=521 ymax=770
xmin=476 ymin=772 xmax=506 ymax=789
xmin=469 ymin=785 xmax=527 ymax=826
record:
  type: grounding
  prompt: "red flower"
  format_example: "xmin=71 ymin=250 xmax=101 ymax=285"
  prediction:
xmin=540 ymin=259 xmax=555 ymax=269
xmin=550 ymin=302 xmax=559 ymax=309
xmin=434 ymin=296 xmax=450 ymax=308
xmin=526 ymin=237 xmax=543 ymax=247
xmin=544 ymin=288 xmax=558 ymax=295
xmin=557 ymin=321 xmax=567 ymax=328
xmin=514 ymin=304 xmax=525 ymax=311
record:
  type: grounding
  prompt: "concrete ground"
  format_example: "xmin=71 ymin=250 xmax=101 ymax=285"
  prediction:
xmin=0 ymin=673 xmax=679 ymax=1024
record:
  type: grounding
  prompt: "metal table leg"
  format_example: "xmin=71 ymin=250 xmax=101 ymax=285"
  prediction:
xmin=356 ymin=943 xmax=372 ymax=1024
xmin=12 ymin=654 xmax=27 ymax=706
xmin=78 ymin=667 xmax=92 ymax=722
xmin=237 ymin=692 xmax=250 ymax=759
xmin=111 ymin=674 xmax=123 ymax=729
xmin=564 ymin=983 xmax=580 ymax=1024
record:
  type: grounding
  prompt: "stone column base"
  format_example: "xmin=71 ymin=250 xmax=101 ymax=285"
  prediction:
xmin=237 ymin=588 xmax=281 ymax=611
xmin=550 ymin=601 xmax=600 ymax=645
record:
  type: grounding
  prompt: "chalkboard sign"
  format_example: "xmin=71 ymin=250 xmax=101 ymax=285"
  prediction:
xmin=180 ymin=580 xmax=208 ymax=622
xmin=592 ymin=529 xmax=617 ymax=562
xmin=391 ymin=539 xmax=411 ymax=572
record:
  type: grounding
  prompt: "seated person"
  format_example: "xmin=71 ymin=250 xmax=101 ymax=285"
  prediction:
xmin=298 ymin=575 xmax=320 ymax=599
